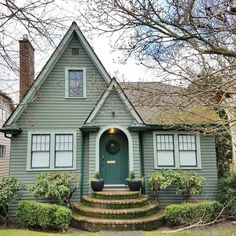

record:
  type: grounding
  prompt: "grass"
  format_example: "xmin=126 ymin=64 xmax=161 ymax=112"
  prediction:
xmin=0 ymin=229 xmax=99 ymax=236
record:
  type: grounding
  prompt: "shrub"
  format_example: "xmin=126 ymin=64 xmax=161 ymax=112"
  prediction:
xmin=165 ymin=201 xmax=222 ymax=226
xmin=29 ymin=173 xmax=79 ymax=208
xmin=0 ymin=177 xmax=24 ymax=222
xmin=218 ymin=172 xmax=236 ymax=218
xmin=149 ymin=170 xmax=174 ymax=202
xmin=172 ymin=170 xmax=205 ymax=202
xmin=17 ymin=201 xmax=72 ymax=230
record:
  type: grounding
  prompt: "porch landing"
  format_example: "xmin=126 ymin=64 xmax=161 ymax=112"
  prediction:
xmin=72 ymin=190 xmax=165 ymax=231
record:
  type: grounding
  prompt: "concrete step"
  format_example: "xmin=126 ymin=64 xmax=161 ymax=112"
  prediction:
xmin=73 ymin=202 xmax=158 ymax=219
xmin=82 ymin=195 xmax=149 ymax=209
xmin=93 ymin=191 xmax=140 ymax=200
xmin=72 ymin=210 xmax=165 ymax=231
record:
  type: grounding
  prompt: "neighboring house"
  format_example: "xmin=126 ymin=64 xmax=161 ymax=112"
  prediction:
xmin=0 ymin=91 xmax=14 ymax=176
xmin=1 ymin=22 xmax=219 ymax=215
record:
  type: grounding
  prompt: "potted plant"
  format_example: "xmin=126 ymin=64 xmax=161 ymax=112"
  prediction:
xmin=90 ymin=172 xmax=104 ymax=192
xmin=126 ymin=171 xmax=143 ymax=191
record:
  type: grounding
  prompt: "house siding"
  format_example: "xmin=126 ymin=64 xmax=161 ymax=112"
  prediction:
xmin=142 ymin=131 xmax=218 ymax=207
xmin=8 ymin=34 xmax=108 ymax=215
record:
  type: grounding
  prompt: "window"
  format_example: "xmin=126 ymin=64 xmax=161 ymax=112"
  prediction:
xmin=55 ymin=134 xmax=73 ymax=168
xmin=31 ymin=134 xmax=50 ymax=168
xmin=0 ymin=145 xmax=6 ymax=158
xmin=0 ymin=109 xmax=9 ymax=122
xmin=27 ymin=131 xmax=76 ymax=171
xmin=65 ymin=67 xmax=86 ymax=98
xmin=156 ymin=135 xmax=175 ymax=167
xmin=179 ymin=134 xmax=197 ymax=167
xmin=154 ymin=132 xmax=201 ymax=169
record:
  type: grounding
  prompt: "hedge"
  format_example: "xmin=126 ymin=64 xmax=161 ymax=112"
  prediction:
xmin=17 ymin=201 xmax=72 ymax=230
xmin=165 ymin=201 xmax=222 ymax=226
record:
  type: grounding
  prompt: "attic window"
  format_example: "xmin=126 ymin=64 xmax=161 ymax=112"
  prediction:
xmin=65 ymin=67 xmax=86 ymax=98
xmin=72 ymin=48 xmax=79 ymax=55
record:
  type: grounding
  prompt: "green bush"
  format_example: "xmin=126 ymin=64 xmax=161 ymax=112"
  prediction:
xmin=29 ymin=173 xmax=79 ymax=208
xmin=0 ymin=177 xmax=24 ymax=222
xmin=17 ymin=201 xmax=72 ymax=230
xmin=172 ymin=170 xmax=205 ymax=202
xmin=218 ymin=172 xmax=236 ymax=218
xmin=165 ymin=201 xmax=222 ymax=226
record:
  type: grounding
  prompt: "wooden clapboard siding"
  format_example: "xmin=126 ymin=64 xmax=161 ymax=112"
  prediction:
xmin=142 ymin=131 xmax=218 ymax=207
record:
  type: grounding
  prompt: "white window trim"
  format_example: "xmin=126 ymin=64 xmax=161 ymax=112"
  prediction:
xmin=153 ymin=131 xmax=202 ymax=170
xmin=27 ymin=130 xmax=77 ymax=171
xmin=65 ymin=66 xmax=86 ymax=98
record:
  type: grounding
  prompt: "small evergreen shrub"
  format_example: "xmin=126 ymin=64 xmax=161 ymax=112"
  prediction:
xmin=218 ymin=172 xmax=236 ymax=218
xmin=0 ymin=176 xmax=24 ymax=222
xmin=172 ymin=170 xmax=205 ymax=202
xmin=29 ymin=173 xmax=79 ymax=208
xmin=165 ymin=201 xmax=222 ymax=226
xmin=17 ymin=201 xmax=72 ymax=230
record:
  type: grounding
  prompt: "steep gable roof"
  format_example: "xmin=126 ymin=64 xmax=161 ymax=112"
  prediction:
xmin=84 ymin=78 xmax=144 ymax=125
xmin=5 ymin=22 xmax=111 ymax=126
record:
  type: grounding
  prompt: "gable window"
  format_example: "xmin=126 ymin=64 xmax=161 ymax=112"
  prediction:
xmin=31 ymin=134 xmax=50 ymax=168
xmin=154 ymin=132 xmax=201 ymax=169
xmin=27 ymin=131 xmax=76 ymax=171
xmin=0 ymin=145 xmax=6 ymax=158
xmin=156 ymin=135 xmax=175 ymax=167
xmin=65 ymin=67 xmax=86 ymax=98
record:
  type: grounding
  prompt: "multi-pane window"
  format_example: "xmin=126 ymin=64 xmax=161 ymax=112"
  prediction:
xmin=0 ymin=109 xmax=9 ymax=122
xmin=179 ymin=135 xmax=197 ymax=167
xmin=0 ymin=145 xmax=6 ymax=158
xmin=154 ymin=133 xmax=201 ymax=169
xmin=29 ymin=132 xmax=75 ymax=170
xmin=68 ymin=70 xmax=84 ymax=97
xmin=156 ymin=135 xmax=175 ymax=166
xmin=31 ymin=134 xmax=50 ymax=168
xmin=55 ymin=134 xmax=73 ymax=168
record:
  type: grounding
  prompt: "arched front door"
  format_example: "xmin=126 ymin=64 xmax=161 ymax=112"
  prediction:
xmin=100 ymin=129 xmax=128 ymax=185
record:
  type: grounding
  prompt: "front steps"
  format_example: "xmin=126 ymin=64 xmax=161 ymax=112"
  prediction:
xmin=72 ymin=191 xmax=165 ymax=231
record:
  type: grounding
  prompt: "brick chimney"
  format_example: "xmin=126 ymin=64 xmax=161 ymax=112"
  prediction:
xmin=19 ymin=35 xmax=35 ymax=101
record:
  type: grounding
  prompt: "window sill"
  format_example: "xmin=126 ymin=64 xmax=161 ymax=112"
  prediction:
xmin=26 ymin=167 xmax=76 ymax=172
xmin=154 ymin=166 xmax=202 ymax=170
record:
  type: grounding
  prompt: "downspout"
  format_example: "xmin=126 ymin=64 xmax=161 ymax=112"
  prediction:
xmin=80 ymin=131 xmax=84 ymax=201
xmin=139 ymin=132 xmax=145 ymax=194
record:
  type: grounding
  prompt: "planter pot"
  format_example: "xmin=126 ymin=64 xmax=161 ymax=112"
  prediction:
xmin=127 ymin=180 xmax=142 ymax=191
xmin=91 ymin=180 xmax=104 ymax=191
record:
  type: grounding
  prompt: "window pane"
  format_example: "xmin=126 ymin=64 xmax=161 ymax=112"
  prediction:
xmin=55 ymin=151 xmax=73 ymax=167
xmin=68 ymin=70 xmax=83 ymax=97
xmin=32 ymin=152 xmax=50 ymax=168
xmin=179 ymin=151 xmax=197 ymax=166
xmin=178 ymin=135 xmax=196 ymax=151
xmin=0 ymin=145 xmax=6 ymax=157
xmin=157 ymin=151 xmax=174 ymax=166
xmin=55 ymin=134 xmax=73 ymax=151
xmin=156 ymin=135 xmax=174 ymax=150
xmin=32 ymin=134 xmax=50 ymax=151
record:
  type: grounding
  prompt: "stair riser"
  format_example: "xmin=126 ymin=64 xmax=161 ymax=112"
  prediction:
xmin=71 ymin=218 xmax=165 ymax=232
xmin=93 ymin=193 xmax=140 ymax=200
xmin=73 ymin=207 xmax=158 ymax=219
xmin=83 ymin=201 xmax=149 ymax=209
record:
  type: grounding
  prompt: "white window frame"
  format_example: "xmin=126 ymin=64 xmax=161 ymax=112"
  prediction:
xmin=65 ymin=66 xmax=86 ymax=98
xmin=27 ymin=130 xmax=77 ymax=171
xmin=153 ymin=131 xmax=202 ymax=170
xmin=0 ymin=145 xmax=6 ymax=158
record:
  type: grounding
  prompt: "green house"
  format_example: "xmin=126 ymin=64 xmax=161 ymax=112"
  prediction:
xmin=1 ymin=22 xmax=219 ymax=220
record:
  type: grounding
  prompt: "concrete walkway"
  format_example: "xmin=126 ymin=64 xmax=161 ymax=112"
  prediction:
xmin=101 ymin=231 xmax=144 ymax=236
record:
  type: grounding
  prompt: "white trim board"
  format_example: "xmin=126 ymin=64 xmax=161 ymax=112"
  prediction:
xmin=5 ymin=22 xmax=111 ymax=126
xmin=85 ymin=78 xmax=144 ymax=125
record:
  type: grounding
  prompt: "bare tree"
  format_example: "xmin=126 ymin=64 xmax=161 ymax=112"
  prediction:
xmin=79 ymin=0 xmax=236 ymax=172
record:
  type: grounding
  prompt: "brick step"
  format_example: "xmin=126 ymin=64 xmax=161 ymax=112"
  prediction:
xmin=73 ymin=203 xmax=158 ymax=219
xmin=71 ymin=210 xmax=165 ymax=231
xmin=93 ymin=191 xmax=140 ymax=200
xmin=82 ymin=195 xmax=148 ymax=209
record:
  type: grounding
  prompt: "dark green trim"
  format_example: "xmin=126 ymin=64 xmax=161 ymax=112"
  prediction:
xmin=80 ymin=126 xmax=100 ymax=133
xmin=0 ymin=127 xmax=22 ymax=135
xmin=80 ymin=131 xmax=84 ymax=201
xmin=139 ymin=132 xmax=145 ymax=194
